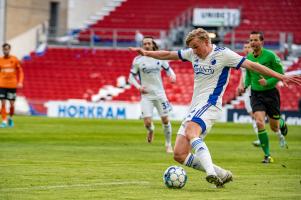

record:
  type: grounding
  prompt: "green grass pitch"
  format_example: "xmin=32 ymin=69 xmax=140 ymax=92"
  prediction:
xmin=0 ymin=116 xmax=301 ymax=200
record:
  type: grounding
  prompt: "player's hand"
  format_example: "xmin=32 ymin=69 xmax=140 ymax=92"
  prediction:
xmin=169 ymin=75 xmax=176 ymax=83
xmin=139 ymin=86 xmax=148 ymax=94
xmin=129 ymin=47 xmax=146 ymax=56
xmin=258 ymin=75 xmax=267 ymax=86
xmin=237 ymin=84 xmax=245 ymax=95
xmin=17 ymin=82 xmax=23 ymax=88
xmin=281 ymin=75 xmax=301 ymax=87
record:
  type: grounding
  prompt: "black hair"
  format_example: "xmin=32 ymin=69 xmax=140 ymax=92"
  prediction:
xmin=2 ymin=43 xmax=11 ymax=49
xmin=250 ymin=31 xmax=264 ymax=41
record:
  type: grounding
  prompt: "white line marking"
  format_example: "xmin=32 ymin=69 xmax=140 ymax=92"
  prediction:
xmin=0 ymin=181 xmax=150 ymax=192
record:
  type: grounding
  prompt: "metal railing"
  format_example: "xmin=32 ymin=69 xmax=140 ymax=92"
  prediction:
xmin=47 ymin=27 xmax=168 ymax=49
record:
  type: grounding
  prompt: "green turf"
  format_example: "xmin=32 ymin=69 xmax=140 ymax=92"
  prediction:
xmin=0 ymin=116 xmax=300 ymax=200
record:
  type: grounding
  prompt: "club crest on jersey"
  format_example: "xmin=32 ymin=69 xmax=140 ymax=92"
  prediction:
xmin=210 ymin=58 xmax=217 ymax=65
xmin=193 ymin=64 xmax=214 ymax=75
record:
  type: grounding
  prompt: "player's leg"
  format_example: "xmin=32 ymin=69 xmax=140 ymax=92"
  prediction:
xmin=251 ymin=91 xmax=273 ymax=163
xmin=155 ymin=99 xmax=173 ymax=152
xmin=249 ymin=110 xmax=260 ymax=147
xmin=0 ymin=99 xmax=7 ymax=127
xmin=268 ymin=117 xmax=287 ymax=148
xmin=244 ymin=90 xmax=260 ymax=146
xmin=8 ymin=100 xmax=15 ymax=127
xmin=265 ymin=89 xmax=288 ymax=148
xmin=184 ymin=104 xmax=224 ymax=186
xmin=253 ymin=111 xmax=273 ymax=163
xmin=0 ymin=100 xmax=7 ymax=128
xmin=7 ymin=89 xmax=17 ymax=127
xmin=143 ymin=117 xmax=154 ymax=143
xmin=141 ymin=98 xmax=155 ymax=143
xmin=175 ymin=124 xmax=231 ymax=187
xmin=244 ymin=89 xmax=260 ymax=146
xmin=160 ymin=116 xmax=173 ymax=153
xmin=0 ymin=88 xmax=7 ymax=127
xmin=184 ymin=121 xmax=222 ymax=186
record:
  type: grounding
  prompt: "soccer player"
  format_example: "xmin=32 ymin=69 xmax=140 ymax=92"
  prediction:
xmin=244 ymin=31 xmax=289 ymax=163
xmin=0 ymin=43 xmax=24 ymax=127
xmin=128 ymin=36 xmax=176 ymax=153
xmin=130 ymin=28 xmax=300 ymax=187
xmin=237 ymin=42 xmax=260 ymax=146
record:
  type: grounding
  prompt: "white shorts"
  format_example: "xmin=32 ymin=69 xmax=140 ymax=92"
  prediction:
xmin=244 ymin=88 xmax=252 ymax=113
xmin=177 ymin=103 xmax=221 ymax=138
xmin=141 ymin=97 xmax=172 ymax=118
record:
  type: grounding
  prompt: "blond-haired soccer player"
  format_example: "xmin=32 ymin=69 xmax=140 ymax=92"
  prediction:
xmin=0 ymin=43 xmax=24 ymax=127
xmin=130 ymin=28 xmax=300 ymax=187
xmin=128 ymin=36 xmax=176 ymax=153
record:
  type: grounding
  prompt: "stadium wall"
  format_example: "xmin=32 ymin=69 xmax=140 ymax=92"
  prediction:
xmin=45 ymin=100 xmax=227 ymax=122
xmin=0 ymin=0 xmax=5 ymax=45
xmin=67 ymin=0 xmax=110 ymax=30
xmin=5 ymin=0 xmax=68 ymax=40
xmin=45 ymin=100 xmax=301 ymax=125
xmin=8 ymin=22 xmax=47 ymax=59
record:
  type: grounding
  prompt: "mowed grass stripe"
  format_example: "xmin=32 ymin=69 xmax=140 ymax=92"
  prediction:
xmin=0 ymin=116 xmax=300 ymax=200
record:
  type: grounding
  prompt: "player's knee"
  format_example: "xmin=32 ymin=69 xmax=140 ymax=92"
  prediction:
xmin=173 ymin=152 xmax=185 ymax=164
xmin=144 ymin=119 xmax=152 ymax=127
xmin=184 ymin=123 xmax=200 ymax=140
xmin=255 ymin=120 xmax=265 ymax=129
xmin=270 ymin=125 xmax=279 ymax=132
xmin=162 ymin=118 xmax=169 ymax=125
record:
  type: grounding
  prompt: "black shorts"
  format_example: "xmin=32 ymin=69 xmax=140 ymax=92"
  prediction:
xmin=250 ymin=88 xmax=280 ymax=119
xmin=0 ymin=88 xmax=17 ymax=100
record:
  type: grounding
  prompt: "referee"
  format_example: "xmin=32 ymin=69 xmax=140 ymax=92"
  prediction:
xmin=244 ymin=31 xmax=288 ymax=163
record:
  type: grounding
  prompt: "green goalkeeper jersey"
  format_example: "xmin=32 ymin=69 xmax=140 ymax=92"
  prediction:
xmin=245 ymin=48 xmax=284 ymax=91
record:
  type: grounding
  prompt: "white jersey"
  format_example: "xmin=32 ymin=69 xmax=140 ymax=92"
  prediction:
xmin=130 ymin=56 xmax=171 ymax=100
xmin=178 ymin=45 xmax=245 ymax=110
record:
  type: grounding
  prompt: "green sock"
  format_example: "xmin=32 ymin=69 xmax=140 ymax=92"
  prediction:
xmin=258 ymin=129 xmax=270 ymax=156
xmin=279 ymin=118 xmax=285 ymax=128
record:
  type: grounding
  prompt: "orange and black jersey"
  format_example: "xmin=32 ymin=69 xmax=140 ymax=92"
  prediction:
xmin=0 ymin=55 xmax=24 ymax=88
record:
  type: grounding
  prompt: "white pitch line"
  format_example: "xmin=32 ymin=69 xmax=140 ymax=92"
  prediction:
xmin=0 ymin=181 xmax=150 ymax=192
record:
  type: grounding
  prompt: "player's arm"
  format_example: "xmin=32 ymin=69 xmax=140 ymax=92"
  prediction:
xmin=162 ymin=61 xmax=176 ymax=83
xmin=264 ymin=55 xmax=284 ymax=87
xmin=237 ymin=71 xmax=245 ymax=95
xmin=129 ymin=47 xmax=179 ymax=60
xmin=17 ymin=60 xmax=24 ymax=88
xmin=241 ymin=59 xmax=301 ymax=86
xmin=128 ymin=61 xmax=147 ymax=94
xmin=166 ymin=67 xmax=176 ymax=83
xmin=128 ymin=73 xmax=147 ymax=94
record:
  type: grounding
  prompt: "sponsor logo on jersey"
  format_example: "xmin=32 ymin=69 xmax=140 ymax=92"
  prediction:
xmin=1 ymin=68 xmax=15 ymax=73
xmin=214 ymin=46 xmax=226 ymax=51
xmin=142 ymin=67 xmax=160 ymax=74
xmin=193 ymin=64 xmax=214 ymax=75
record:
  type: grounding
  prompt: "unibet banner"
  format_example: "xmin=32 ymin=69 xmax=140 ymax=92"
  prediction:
xmin=193 ymin=8 xmax=240 ymax=27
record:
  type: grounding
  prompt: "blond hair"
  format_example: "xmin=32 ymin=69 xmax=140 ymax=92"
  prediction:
xmin=185 ymin=28 xmax=211 ymax=46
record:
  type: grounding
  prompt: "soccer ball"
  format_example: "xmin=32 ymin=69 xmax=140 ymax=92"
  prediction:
xmin=163 ymin=165 xmax=187 ymax=189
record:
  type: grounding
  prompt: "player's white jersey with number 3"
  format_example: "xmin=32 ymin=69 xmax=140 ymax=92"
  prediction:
xmin=130 ymin=56 xmax=170 ymax=100
xmin=177 ymin=45 xmax=245 ymax=110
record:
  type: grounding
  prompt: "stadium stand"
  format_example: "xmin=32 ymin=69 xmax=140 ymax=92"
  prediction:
xmin=21 ymin=48 xmax=137 ymax=113
xmin=79 ymin=0 xmax=301 ymax=44
xmin=20 ymin=0 xmax=301 ymax=114
xmin=22 ymin=48 xmax=244 ymax=114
